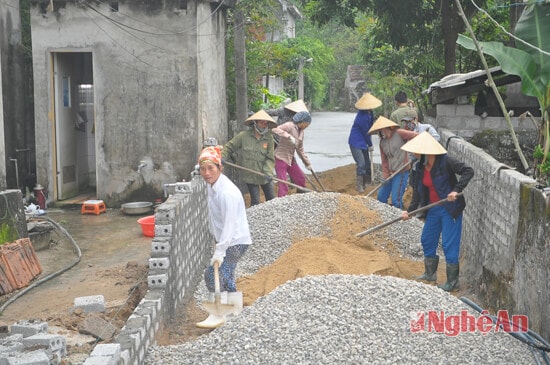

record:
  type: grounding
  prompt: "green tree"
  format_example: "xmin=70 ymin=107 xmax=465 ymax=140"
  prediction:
xmin=457 ymin=2 xmax=550 ymax=182
xmin=298 ymin=0 xmax=488 ymax=76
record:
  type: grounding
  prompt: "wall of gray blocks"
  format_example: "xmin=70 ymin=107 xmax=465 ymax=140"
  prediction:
xmin=83 ymin=176 xmax=212 ymax=365
xmin=439 ymin=128 xmax=549 ymax=340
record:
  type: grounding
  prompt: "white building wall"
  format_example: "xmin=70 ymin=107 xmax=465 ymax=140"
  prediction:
xmin=30 ymin=0 xmax=229 ymax=205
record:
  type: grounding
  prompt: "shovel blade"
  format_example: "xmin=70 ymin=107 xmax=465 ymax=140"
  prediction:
xmin=202 ymin=301 xmax=235 ymax=316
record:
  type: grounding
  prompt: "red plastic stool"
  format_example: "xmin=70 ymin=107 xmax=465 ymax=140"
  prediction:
xmin=81 ymin=200 xmax=106 ymax=215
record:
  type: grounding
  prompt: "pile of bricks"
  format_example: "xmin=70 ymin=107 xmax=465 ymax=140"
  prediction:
xmin=0 ymin=238 xmax=42 ymax=295
xmin=0 ymin=319 xmax=67 ymax=364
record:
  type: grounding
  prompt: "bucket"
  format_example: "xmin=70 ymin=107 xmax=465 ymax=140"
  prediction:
xmin=137 ymin=215 xmax=155 ymax=237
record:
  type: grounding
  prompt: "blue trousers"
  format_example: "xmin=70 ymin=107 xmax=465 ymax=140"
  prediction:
xmin=204 ymin=244 xmax=249 ymax=292
xmin=377 ymin=171 xmax=409 ymax=209
xmin=421 ymin=205 xmax=463 ymax=264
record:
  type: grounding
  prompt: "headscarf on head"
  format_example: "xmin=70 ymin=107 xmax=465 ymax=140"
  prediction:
xmin=198 ymin=146 xmax=222 ymax=166
xmin=292 ymin=111 xmax=312 ymax=124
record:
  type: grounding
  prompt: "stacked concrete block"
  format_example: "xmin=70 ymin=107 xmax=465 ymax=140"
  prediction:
xmin=82 ymin=343 xmax=120 ymax=365
xmin=9 ymin=321 xmax=47 ymax=338
xmin=96 ymin=177 xmax=211 ymax=365
xmin=0 ymin=321 xmax=65 ymax=365
xmin=22 ymin=333 xmax=66 ymax=358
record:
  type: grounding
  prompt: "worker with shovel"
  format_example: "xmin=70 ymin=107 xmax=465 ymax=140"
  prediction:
xmin=222 ymin=110 xmax=277 ymax=206
xmin=400 ymin=132 xmax=474 ymax=292
xmin=272 ymin=111 xmax=313 ymax=197
xmin=196 ymin=146 xmax=252 ymax=328
xmin=348 ymin=92 xmax=382 ymax=193
xmin=368 ymin=116 xmax=417 ymax=209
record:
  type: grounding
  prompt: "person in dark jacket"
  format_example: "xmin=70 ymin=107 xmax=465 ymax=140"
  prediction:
xmin=401 ymin=132 xmax=474 ymax=292
xmin=348 ymin=93 xmax=382 ymax=193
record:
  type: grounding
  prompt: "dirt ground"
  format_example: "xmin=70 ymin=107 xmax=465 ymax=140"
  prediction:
xmin=1 ymin=164 xmax=473 ymax=360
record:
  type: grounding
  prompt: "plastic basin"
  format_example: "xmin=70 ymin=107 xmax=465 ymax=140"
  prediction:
xmin=137 ymin=215 xmax=155 ymax=237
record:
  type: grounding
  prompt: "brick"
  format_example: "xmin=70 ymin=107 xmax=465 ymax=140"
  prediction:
xmin=90 ymin=343 xmax=121 ymax=360
xmin=79 ymin=315 xmax=116 ymax=341
xmin=147 ymin=274 xmax=167 ymax=289
xmin=148 ymin=258 xmax=169 ymax=271
xmin=10 ymin=321 xmax=48 ymax=338
xmin=22 ymin=334 xmax=66 ymax=353
xmin=82 ymin=356 xmax=116 ymax=365
xmin=74 ymin=295 xmax=105 ymax=313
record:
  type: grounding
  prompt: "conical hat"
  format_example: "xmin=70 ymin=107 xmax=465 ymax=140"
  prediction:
xmin=401 ymin=131 xmax=447 ymax=155
xmin=284 ymin=99 xmax=309 ymax=113
xmin=245 ymin=110 xmax=277 ymax=128
xmin=355 ymin=93 xmax=382 ymax=110
xmin=368 ymin=116 xmax=399 ymax=135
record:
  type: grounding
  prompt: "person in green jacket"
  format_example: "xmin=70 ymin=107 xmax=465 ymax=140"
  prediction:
xmin=222 ymin=110 xmax=277 ymax=206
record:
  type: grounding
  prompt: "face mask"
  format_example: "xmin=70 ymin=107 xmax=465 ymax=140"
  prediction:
xmin=253 ymin=122 xmax=269 ymax=135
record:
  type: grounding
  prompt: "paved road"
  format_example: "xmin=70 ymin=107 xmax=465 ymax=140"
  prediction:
xmin=300 ymin=111 xmax=381 ymax=172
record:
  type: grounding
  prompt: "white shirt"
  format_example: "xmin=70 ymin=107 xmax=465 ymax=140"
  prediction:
xmin=207 ymin=174 xmax=252 ymax=258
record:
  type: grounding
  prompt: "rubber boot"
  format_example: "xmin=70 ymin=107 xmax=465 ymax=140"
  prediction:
xmin=356 ymin=175 xmax=365 ymax=193
xmin=412 ymin=256 xmax=439 ymax=282
xmin=226 ymin=291 xmax=243 ymax=316
xmin=363 ymin=174 xmax=372 ymax=187
xmin=438 ymin=263 xmax=459 ymax=292
xmin=196 ymin=292 xmax=228 ymax=329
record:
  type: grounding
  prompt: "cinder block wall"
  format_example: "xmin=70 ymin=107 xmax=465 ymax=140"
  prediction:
xmin=86 ymin=176 xmax=211 ymax=365
xmin=439 ymin=128 xmax=550 ymax=339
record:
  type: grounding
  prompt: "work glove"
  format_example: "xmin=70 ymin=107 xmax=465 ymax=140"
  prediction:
xmin=210 ymin=254 xmax=224 ymax=267
xmin=288 ymin=136 xmax=297 ymax=146
xmin=305 ymin=165 xmax=313 ymax=171
xmin=368 ymin=146 xmax=374 ymax=152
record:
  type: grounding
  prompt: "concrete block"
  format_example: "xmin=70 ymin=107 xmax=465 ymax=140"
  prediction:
xmin=82 ymin=356 xmax=116 ymax=365
xmin=151 ymin=238 xmax=171 ymax=257
xmin=2 ymin=350 xmax=50 ymax=364
xmin=147 ymin=274 xmax=167 ymax=289
xmin=79 ymin=315 xmax=117 ymax=341
xmin=90 ymin=343 xmax=121 ymax=360
xmin=10 ymin=320 xmax=48 ymax=338
xmin=148 ymin=257 xmax=169 ymax=271
xmin=436 ymin=103 xmax=474 ymax=116
xmin=74 ymin=295 xmax=105 ymax=313
xmin=154 ymin=224 xmax=172 ymax=237
xmin=22 ymin=333 xmax=66 ymax=353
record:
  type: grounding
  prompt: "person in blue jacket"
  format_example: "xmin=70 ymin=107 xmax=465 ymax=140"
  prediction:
xmin=401 ymin=132 xmax=474 ymax=292
xmin=348 ymin=93 xmax=382 ymax=193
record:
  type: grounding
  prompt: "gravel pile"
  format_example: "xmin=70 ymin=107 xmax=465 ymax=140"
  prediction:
xmin=146 ymin=193 xmax=537 ymax=364
xmin=147 ymin=275 xmax=537 ymax=364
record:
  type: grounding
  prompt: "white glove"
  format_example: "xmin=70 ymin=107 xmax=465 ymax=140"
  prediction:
xmin=210 ymin=254 xmax=224 ymax=267
xmin=368 ymin=146 xmax=374 ymax=152
xmin=288 ymin=136 xmax=297 ymax=145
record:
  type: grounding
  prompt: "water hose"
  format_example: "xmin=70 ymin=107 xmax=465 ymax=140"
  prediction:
xmin=0 ymin=216 xmax=82 ymax=314
xmin=460 ymin=296 xmax=550 ymax=364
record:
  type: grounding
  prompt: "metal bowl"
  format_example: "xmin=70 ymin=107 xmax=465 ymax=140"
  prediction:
xmin=121 ymin=202 xmax=153 ymax=215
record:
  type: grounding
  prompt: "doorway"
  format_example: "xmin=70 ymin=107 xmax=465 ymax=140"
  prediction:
xmin=52 ymin=52 xmax=96 ymax=201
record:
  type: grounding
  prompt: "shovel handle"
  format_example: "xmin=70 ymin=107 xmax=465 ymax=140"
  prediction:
xmin=366 ymin=161 xmax=410 ymax=198
xmin=355 ymin=192 xmax=464 ymax=237
xmin=213 ymin=260 xmax=221 ymax=304
xmin=311 ymin=168 xmax=327 ymax=192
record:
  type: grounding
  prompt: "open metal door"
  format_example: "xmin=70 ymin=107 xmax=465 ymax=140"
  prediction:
xmin=53 ymin=53 xmax=78 ymax=200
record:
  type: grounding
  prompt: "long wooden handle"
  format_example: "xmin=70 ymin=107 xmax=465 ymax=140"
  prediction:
xmin=213 ymin=260 xmax=221 ymax=305
xmin=311 ymin=168 xmax=327 ymax=192
xmin=355 ymin=192 xmax=464 ymax=237
xmin=222 ymin=160 xmax=313 ymax=192
xmin=366 ymin=161 xmax=410 ymax=198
